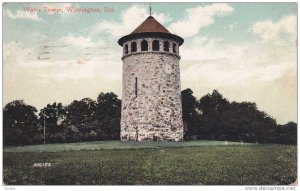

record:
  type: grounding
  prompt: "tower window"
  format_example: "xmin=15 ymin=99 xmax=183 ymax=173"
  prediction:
xmin=164 ymin=41 xmax=169 ymax=52
xmin=152 ymin=40 xmax=159 ymax=51
xmin=131 ymin=42 xmax=137 ymax=53
xmin=124 ymin=44 xmax=128 ymax=54
xmin=135 ymin=77 xmax=138 ymax=97
xmin=173 ymin=43 xmax=176 ymax=53
xmin=141 ymin=40 xmax=148 ymax=51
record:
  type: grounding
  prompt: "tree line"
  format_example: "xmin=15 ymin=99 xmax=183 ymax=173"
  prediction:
xmin=3 ymin=92 xmax=121 ymax=145
xmin=182 ymin=89 xmax=297 ymax=144
xmin=3 ymin=89 xmax=297 ymax=146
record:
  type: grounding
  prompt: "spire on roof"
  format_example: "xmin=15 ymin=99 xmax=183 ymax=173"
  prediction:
xmin=149 ymin=3 xmax=152 ymax=16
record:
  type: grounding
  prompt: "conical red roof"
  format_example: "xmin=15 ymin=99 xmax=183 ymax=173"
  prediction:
xmin=118 ymin=16 xmax=184 ymax=46
xmin=131 ymin=16 xmax=170 ymax=34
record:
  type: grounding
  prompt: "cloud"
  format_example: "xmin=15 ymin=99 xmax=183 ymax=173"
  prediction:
xmin=3 ymin=41 xmax=36 ymax=67
xmin=5 ymin=9 xmax=42 ymax=21
xmin=3 ymin=41 xmax=122 ymax=110
xmin=58 ymin=33 xmax=97 ymax=48
xmin=3 ymin=38 xmax=120 ymax=81
xmin=28 ymin=32 xmax=110 ymax=64
xmin=92 ymin=5 xmax=170 ymax=37
xmin=181 ymin=36 xmax=296 ymax=87
xmin=169 ymin=3 xmax=233 ymax=38
xmin=252 ymin=15 xmax=297 ymax=45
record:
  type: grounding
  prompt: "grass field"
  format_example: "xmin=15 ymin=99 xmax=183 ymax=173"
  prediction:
xmin=3 ymin=141 xmax=297 ymax=185
xmin=3 ymin=140 xmax=252 ymax=152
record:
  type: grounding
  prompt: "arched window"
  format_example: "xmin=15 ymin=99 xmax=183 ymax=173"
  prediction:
xmin=124 ymin=44 xmax=128 ymax=54
xmin=131 ymin=42 xmax=137 ymax=53
xmin=152 ymin=40 xmax=159 ymax=51
xmin=141 ymin=40 xmax=148 ymax=51
xmin=164 ymin=41 xmax=169 ymax=52
xmin=173 ymin=43 xmax=176 ymax=53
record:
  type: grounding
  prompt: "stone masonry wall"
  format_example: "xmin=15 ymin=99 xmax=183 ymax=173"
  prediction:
xmin=120 ymin=39 xmax=184 ymax=141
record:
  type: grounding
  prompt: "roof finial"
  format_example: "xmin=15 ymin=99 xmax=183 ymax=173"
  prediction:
xmin=149 ymin=3 xmax=152 ymax=16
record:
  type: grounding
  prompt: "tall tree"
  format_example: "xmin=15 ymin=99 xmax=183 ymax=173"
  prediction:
xmin=196 ymin=90 xmax=278 ymax=143
xmin=3 ymin=100 xmax=39 ymax=145
xmin=198 ymin=90 xmax=230 ymax=115
xmin=96 ymin=92 xmax=121 ymax=140
xmin=181 ymin=89 xmax=202 ymax=139
xmin=198 ymin=90 xmax=230 ymax=140
xmin=63 ymin=98 xmax=97 ymax=142
xmin=39 ymin=102 xmax=67 ymax=143
xmin=276 ymin=122 xmax=297 ymax=144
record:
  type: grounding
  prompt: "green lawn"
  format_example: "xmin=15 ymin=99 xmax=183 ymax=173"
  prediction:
xmin=3 ymin=141 xmax=297 ymax=185
xmin=3 ymin=140 xmax=252 ymax=152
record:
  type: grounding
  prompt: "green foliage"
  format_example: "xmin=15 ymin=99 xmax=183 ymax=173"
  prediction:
xmin=39 ymin=102 xmax=66 ymax=143
xmin=63 ymin=98 xmax=97 ymax=142
xmin=96 ymin=92 xmax=121 ymax=140
xmin=3 ymin=144 xmax=297 ymax=185
xmin=198 ymin=90 xmax=231 ymax=140
xmin=60 ymin=93 xmax=121 ymax=142
xmin=181 ymin=89 xmax=202 ymax=139
xmin=3 ymin=100 xmax=40 ymax=145
xmin=3 ymin=92 xmax=122 ymax=146
xmin=182 ymin=89 xmax=297 ymax=144
xmin=274 ymin=122 xmax=297 ymax=145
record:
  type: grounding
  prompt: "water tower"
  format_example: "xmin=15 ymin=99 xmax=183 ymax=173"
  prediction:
xmin=118 ymin=15 xmax=184 ymax=141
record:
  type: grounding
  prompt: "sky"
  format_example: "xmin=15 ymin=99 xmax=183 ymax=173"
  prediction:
xmin=3 ymin=2 xmax=297 ymax=124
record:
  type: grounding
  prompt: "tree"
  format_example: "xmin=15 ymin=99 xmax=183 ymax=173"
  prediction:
xmin=198 ymin=90 xmax=230 ymax=115
xmin=225 ymin=101 xmax=277 ymax=143
xmin=198 ymin=90 xmax=230 ymax=140
xmin=3 ymin=100 xmax=40 ymax=145
xmin=4 ymin=90 xmax=295 ymax=145
xmin=181 ymin=89 xmax=202 ymax=139
xmin=63 ymin=98 xmax=97 ymax=142
xmin=275 ymin=122 xmax=297 ymax=145
xmin=38 ymin=102 xmax=67 ymax=143
xmin=195 ymin=90 xmax=278 ymax=143
xmin=96 ymin=92 xmax=121 ymax=140
xmin=285 ymin=122 xmax=297 ymax=144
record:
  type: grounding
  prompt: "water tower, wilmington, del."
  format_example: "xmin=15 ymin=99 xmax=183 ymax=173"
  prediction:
xmin=118 ymin=13 xmax=184 ymax=142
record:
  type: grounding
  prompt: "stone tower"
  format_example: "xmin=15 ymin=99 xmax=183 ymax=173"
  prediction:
xmin=118 ymin=16 xmax=184 ymax=141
